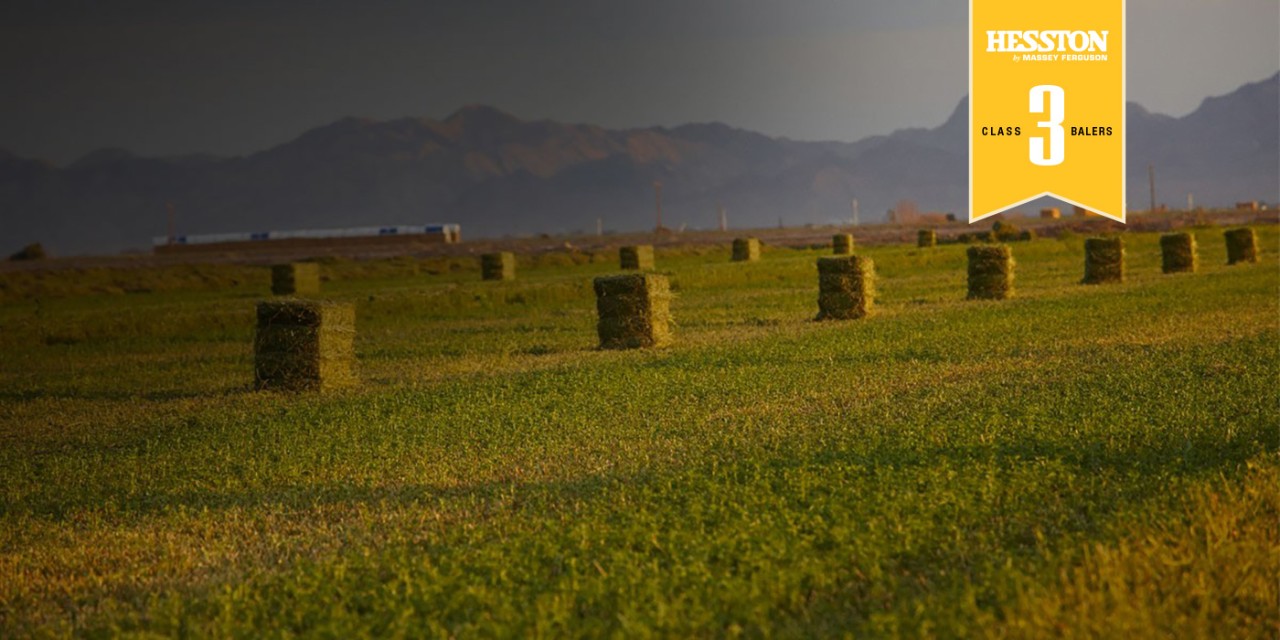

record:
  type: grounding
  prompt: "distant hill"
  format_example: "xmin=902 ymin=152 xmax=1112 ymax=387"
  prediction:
xmin=2 ymin=73 xmax=1276 ymax=255
xmin=1126 ymin=73 xmax=1279 ymax=208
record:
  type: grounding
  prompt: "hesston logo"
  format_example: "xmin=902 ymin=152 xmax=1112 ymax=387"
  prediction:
xmin=985 ymin=30 xmax=1109 ymax=53
xmin=970 ymin=0 xmax=1125 ymax=223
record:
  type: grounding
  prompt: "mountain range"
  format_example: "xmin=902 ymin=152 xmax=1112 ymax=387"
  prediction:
xmin=2 ymin=73 xmax=1276 ymax=255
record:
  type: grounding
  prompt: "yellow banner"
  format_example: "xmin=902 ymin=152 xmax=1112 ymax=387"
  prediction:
xmin=970 ymin=0 xmax=1125 ymax=222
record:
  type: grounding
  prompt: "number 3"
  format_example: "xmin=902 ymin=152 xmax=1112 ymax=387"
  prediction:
xmin=1029 ymin=85 xmax=1065 ymax=166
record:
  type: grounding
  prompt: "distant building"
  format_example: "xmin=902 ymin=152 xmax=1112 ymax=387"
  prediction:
xmin=1235 ymin=201 xmax=1260 ymax=211
xmin=154 ymin=224 xmax=461 ymax=254
xmin=885 ymin=199 xmax=949 ymax=224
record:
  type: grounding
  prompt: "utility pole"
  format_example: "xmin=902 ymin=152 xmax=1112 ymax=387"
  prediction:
xmin=1148 ymin=164 xmax=1156 ymax=213
xmin=851 ymin=198 xmax=860 ymax=226
xmin=717 ymin=203 xmax=727 ymax=232
xmin=596 ymin=217 xmax=603 ymax=237
xmin=1187 ymin=193 xmax=1194 ymax=211
xmin=166 ymin=201 xmax=176 ymax=244
xmin=652 ymin=181 xmax=664 ymax=231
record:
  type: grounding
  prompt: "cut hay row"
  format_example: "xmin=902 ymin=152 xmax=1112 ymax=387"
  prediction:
xmin=832 ymin=234 xmax=855 ymax=255
xmin=1160 ymin=233 xmax=1197 ymax=274
xmin=816 ymin=256 xmax=875 ymax=320
xmin=1083 ymin=237 xmax=1125 ymax=284
xmin=248 ymin=227 xmax=1262 ymax=385
xmin=593 ymin=273 xmax=672 ymax=349
xmin=254 ymin=300 xmax=356 ymax=392
xmin=967 ymin=245 xmax=1015 ymax=300
xmin=481 ymin=252 xmax=516 ymax=281
xmin=271 ymin=263 xmax=320 ymax=296
xmin=620 ymin=245 xmax=655 ymax=270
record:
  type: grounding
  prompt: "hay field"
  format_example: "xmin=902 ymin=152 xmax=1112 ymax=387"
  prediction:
xmin=1 ymin=227 xmax=1277 ymax=637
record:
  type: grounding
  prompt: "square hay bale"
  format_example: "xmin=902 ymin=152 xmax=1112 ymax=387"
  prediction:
xmin=594 ymin=273 xmax=672 ymax=349
xmin=1083 ymin=237 xmax=1125 ymax=284
xmin=1160 ymin=232 xmax=1198 ymax=274
xmin=1040 ymin=207 xmax=1061 ymax=220
xmin=1224 ymin=228 xmax=1259 ymax=264
xmin=732 ymin=237 xmax=760 ymax=262
xmin=918 ymin=229 xmax=938 ymax=248
xmin=619 ymin=245 xmax=655 ymax=270
xmin=271 ymin=263 xmax=321 ymax=296
xmin=992 ymin=221 xmax=1025 ymax=242
xmin=254 ymin=300 xmax=356 ymax=391
xmin=481 ymin=252 xmax=516 ymax=281
xmin=967 ymin=245 xmax=1015 ymax=300
xmin=832 ymin=234 xmax=855 ymax=255
xmin=816 ymin=256 xmax=876 ymax=320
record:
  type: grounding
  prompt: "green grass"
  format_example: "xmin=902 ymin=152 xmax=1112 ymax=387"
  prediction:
xmin=0 ymin=228 xmax=1277 ymax=637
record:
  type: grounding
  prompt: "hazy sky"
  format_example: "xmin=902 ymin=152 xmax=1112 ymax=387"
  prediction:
xmin=1 ymin=0 xmax=1276 ymax=164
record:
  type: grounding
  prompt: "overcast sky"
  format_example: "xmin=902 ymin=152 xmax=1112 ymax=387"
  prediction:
xmin=1 ymin=0 xmax=1276 ymax=164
